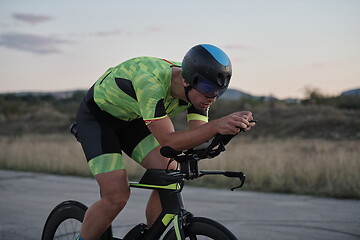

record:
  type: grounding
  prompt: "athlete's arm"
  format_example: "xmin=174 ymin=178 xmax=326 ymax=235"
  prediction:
xmin=147 ymin=113 xmax=253 ymax=151
xmin=188 ymin=119 xmax=207 ymax=130
xmin=147 ymin=116 xmax=215 ymax=151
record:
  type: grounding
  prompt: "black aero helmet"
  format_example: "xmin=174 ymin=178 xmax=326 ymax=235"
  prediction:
xmin=182 ymin=44 xmax=232 ymax=98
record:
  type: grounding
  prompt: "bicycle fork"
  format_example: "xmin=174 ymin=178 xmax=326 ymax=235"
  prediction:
xmin=173 ymin=210 xmax=193 ymax=240
xmin=138 ymin=188 xmax=189 ymax=240
xmin=141 ymin=209 xmax=191 ymax=240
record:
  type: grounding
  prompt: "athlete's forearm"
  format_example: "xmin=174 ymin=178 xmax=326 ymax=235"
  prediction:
xmin=147 ymin=116 xmax=220 ymax=151
xmin=148 ymin=112 xmax=253 ymax=151
xmin=166 ymin=121 xmax=219 ymax=151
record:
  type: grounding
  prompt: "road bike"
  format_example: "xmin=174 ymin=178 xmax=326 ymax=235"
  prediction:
xmin=41 ymin=123 xmax=254 ymax=240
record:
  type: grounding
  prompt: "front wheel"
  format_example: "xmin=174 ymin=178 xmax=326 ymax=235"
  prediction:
xmin=163 ymin=217 xmax=238 ymax=240
xmin=41 ymin=200 xmax=112 ymax=240
xmin=41 ymin=201 xmax=87 ymax=240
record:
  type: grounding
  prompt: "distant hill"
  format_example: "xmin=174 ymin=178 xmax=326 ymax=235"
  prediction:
xmin=9 ymin=90 xmax=85 ymax=99
xmin=221 ymin=88 xmax=253 ymax=100
xmin=341 ymin=88 xmax=360 ymax=96
xmin=5 ymin=88 xmax=268 ymax=101
xmin=3 ymin=87 xmax=360 ymax=102
xmin=221 ymin=88 xmax=278 ymax=101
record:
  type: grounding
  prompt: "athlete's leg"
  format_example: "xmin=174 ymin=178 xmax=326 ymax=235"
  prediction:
xmin=140 ymin=146 xmax=177 ymax=227
xmin=75 ymin=87 xmax=133 ymax=239
xmin=80 ymin=169 xmax=130 ymax=240
xmin=117 ymin=119 xmax=177 ymax=227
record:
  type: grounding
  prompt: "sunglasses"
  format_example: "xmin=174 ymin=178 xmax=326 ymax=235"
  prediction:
xmin=194 ymin=78 xmax=227 ymax=98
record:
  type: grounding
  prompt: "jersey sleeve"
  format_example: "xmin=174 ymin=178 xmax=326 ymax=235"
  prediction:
xmin=133 ymin=72 xmax=168 ymax=125
xmin=187 ymin=105 xmax=209 ymax=122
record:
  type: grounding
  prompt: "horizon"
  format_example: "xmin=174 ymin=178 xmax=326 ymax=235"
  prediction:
xmin=1 ymin=0 xmax=359 ymax=99
xmin=1 ymin=86 xmax=359 ymax=100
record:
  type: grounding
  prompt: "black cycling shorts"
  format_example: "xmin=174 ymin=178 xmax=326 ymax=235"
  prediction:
xmin=75 ymin=86 xmax=160 ymax=175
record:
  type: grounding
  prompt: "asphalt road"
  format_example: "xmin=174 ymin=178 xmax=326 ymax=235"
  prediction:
xmin=0 ymin=169 xmax=359 ymax=240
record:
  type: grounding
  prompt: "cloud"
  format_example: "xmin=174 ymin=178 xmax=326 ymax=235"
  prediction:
xmin=95 ymin=29 xmax=122 ymax=37
xmin=224 ymin=44 xmax=251 ymax=51
xmin=12 ymin=13 xmax=53 ymax=25
xmin=0 ymin=32 xmax=72 ymax=54
xmin=310 ymin=62 xmax=328 ymax=69
xmin=148 ymin=26 xmax=162 ymax=32
xmin=89 ymin=26 xmax=162 ymax=38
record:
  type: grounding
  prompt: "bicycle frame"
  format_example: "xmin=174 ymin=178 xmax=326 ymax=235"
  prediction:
xmin=109 ymin=160 xmax=245 ymax=240
xmin=121 ymin=169 xmax=188 ymax=240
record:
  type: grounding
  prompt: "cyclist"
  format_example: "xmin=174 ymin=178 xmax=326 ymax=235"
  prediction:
xmin=74 ymin=44 xmax=256 ymax=240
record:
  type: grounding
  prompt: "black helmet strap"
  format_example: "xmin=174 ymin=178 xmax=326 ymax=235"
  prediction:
xmin=184 ymin=85 xmax=192 ymax=103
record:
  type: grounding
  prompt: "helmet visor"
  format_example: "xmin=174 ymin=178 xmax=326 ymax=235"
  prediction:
xmin=194 ymin=78 xmax=227 ymax=98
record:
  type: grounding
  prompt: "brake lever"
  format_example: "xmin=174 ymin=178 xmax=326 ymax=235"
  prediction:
xmin=223 ymin=172 xmax=246 ymax=191
xmin=231 ymin=178 xmax=246 ymax=191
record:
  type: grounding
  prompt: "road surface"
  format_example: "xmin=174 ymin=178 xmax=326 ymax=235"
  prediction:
xmin=0 ymin=170 xmax=359 ymax=239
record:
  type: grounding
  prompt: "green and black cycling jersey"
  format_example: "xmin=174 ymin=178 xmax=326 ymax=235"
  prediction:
xmin=93 ymin=56 xmax=208 ymax=124
xmin=76 ymin=57 xmax=209 ymax=175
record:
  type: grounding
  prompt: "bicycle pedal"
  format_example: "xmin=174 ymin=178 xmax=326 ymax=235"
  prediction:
xmin=123 ymin=223 xmax=148 ymax=240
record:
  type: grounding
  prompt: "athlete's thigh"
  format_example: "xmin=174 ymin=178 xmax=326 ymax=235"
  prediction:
xmin=117 ymin=119 xmax=177 ymax=169
xmin=75 ymin=99 xmax=129 ymax=176
xmin=118 ymin=119 xmax=160 ymax=164
xmin=95 ymin=169 xmax=130 ymax=199
xmin=140 ymin=146 xmax=177 ymax=170
xmin=76 ymin=99 xmax=121 ymax=161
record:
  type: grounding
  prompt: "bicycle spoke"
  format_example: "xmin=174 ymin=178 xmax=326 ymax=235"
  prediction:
xmin=54 ymin=219 xmax=81 ymax=239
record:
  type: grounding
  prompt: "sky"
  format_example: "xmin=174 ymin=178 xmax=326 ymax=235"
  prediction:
xmin=0 ymin=0 xmax=359 ymax=99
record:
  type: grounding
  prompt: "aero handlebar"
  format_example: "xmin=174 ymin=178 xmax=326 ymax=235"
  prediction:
xmin=160 ymin=120 xmax=257 ymax=161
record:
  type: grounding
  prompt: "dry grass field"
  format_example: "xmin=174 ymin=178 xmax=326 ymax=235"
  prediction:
xmin=0 ymin=134 xmax=359 ymax=199
xmin=197 ymin=136 xmax=360 ymax=198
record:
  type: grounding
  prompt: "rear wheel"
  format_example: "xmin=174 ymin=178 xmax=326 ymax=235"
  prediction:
xmin=41 ymin=201 xmax=112 ymax=240
xmin=163 ymin=217 xmax=238 ymax=240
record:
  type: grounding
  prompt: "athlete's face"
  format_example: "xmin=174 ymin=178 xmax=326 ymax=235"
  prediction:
xmin=188 ymin=88 xmax=217 ymax=111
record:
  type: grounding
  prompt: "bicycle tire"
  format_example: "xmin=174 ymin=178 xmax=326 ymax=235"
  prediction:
xmin=41 ymin=200 xmax=112 ymax=240
xmin=162 ymin=217 xmax=238 ymax=240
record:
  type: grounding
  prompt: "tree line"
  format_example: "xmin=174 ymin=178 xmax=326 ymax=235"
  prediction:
xmin=0 ymin=89 xmax=359 ymax=139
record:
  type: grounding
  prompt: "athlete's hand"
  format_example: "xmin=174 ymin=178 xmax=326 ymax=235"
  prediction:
xmin=214 ymin=111 xmax=256 ymax=135
xmin=235 ymin=111 xmax=256 ymax=132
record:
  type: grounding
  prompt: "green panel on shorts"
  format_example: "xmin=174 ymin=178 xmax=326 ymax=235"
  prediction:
xmin=88 ymin=153 xmax=125 ymax=175
xmin=131 ymin=134 xmax=160 ymax=163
